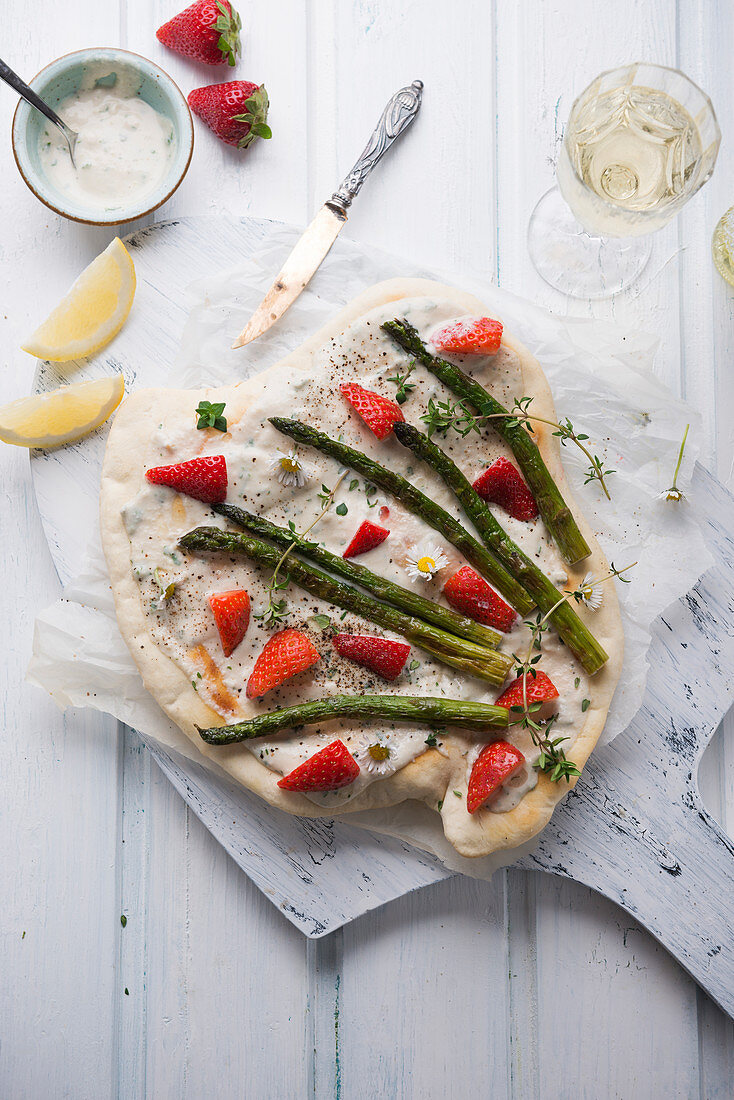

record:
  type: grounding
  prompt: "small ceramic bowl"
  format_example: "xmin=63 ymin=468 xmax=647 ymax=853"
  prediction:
xmin=12 ymin=47 xmax=194 ymax=226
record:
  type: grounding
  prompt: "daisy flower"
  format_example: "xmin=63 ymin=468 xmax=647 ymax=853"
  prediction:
xmin=660 ymin=424 xmax=689 ymax=504
xmin=269 ymin=448 xmax=309 ymax=488
xmin=405 ymin=545 xmax=449 ymax=581
xmin=576 ymin=572 xmax=603 ymax=611
xmin=355 ymin=731 xmax=397 ymax=777
xmin=151 ymin=567 xmax=176 ymax=611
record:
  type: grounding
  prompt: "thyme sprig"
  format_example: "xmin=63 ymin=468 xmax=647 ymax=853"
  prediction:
xmin=661 ymin=423 xmax=690 ymax=502
xmin=421 ymin=394 xmax=615 ymax=500
xmin=386 ymin=359 xmax=417 ymax=404
xmin=509 ymin=561 xmax=635 ymax=782
xmin=256 ymin=472 xmax=348 ymax=626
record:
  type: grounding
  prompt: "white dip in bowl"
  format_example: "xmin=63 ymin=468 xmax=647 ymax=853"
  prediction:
xmin=38 ymin=63 xmax=176 ymax=214
xmin=12 ymin=48 xmax=194 ymax=225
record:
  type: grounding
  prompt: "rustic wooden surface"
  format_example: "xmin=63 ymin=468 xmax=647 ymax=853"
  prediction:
xmin=2 ymin=1 xmax=734 ymax=1096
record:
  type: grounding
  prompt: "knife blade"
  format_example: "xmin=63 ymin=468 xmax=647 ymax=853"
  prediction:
xmin=232 ymin=79 xmax=424 ymax=349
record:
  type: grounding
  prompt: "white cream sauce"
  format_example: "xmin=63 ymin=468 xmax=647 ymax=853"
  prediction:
xmin=121 ymin=297 xmax=595 ymax=813
xmin=39 ymin=64 xmax=176 ymax=212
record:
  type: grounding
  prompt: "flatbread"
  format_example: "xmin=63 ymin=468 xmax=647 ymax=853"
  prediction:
xmin=100 ymin=279 xmax=623 ymax=857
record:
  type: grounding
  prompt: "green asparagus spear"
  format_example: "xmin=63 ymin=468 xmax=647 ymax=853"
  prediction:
xmin=179 ymin=526 xmax=513 ymax=685
xmin=213 ymin=501 xmax=502 ymax=650
xmin=198 ymin=694 xmax=509 ymax=744
xmin=267 ymin=417 xmax=533 ymax=614
xmin=381 ymin=318 xmax=591 ymax=565
xmin=392 ymin=421 xmax=608 ymax=675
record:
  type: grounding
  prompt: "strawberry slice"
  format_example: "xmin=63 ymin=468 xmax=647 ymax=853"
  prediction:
xmin=443 ymin=566 xmax=516 ymax=632
xmin=342 ymin=519 xmax=390 ymax=559
xmin=339 ymin=383 xmax=405 ymax=440
xmin=432 ymin=317 xmax=503 ymax=356
xmin=156 ymin=0 xmax=242 ymax=66
xmin=209 ymin=589 xmax=250 ymax=657
xmin=334 ymin=633 xmax=410 ymax=681
xmin=246 ymin=628 xmax=320 ymax=698
xmin=277 ymin=739 xmax=360 ymax=792
xmin=495 ymin=670 xmax=559 ymax=710
xmin=473 ymin=457 xmax=539 ymax=521
xmin=146 ymin=455 xmax=227 ymax=503
xmin=467 ymin=741 xmax=525 ymax=813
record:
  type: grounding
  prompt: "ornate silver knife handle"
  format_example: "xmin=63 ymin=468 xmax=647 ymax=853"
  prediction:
xmin=327 ymin=79 xmax=423 ymax=215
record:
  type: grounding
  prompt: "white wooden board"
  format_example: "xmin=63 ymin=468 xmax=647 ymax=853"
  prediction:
xmin=3 ymin=0 xmax=734 ymax=1092
xmin=30 ymin=217 xmax=734 ymax=1019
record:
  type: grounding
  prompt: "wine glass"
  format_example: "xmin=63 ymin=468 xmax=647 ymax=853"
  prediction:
xmin=528 ymin=63 xmax=721 ymax=299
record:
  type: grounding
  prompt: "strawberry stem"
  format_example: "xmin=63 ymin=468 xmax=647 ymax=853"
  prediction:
xmin=212 ymin=0 xmax=242 ymax=66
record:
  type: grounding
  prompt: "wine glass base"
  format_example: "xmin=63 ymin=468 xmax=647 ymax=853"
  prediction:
xmin=527 ymin=187 xmax=652 ymax=299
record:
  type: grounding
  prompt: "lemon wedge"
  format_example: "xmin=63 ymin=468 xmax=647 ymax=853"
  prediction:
xmin=0 ymin=374 xmax=125 ymax=448
xmin=21 ymin=238 xmax=136 ymax=362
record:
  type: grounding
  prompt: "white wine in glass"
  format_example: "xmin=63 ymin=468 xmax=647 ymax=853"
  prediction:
xmin=712 ymin=208 xmax=734 ymax=287
xmin=528 ymin=63 xmax=720 ymax=298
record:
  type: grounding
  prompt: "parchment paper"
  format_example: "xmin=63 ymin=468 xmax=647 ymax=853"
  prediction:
xmin=28 ymin=224 xmax=713 ymax=877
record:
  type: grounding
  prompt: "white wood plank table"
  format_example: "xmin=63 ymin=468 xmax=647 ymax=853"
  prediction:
xmin=1 ymin=1 xmax=733 ymax=1096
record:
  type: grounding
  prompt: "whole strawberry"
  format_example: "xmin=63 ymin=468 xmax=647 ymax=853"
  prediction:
xmin=188 ymin=81 xmax=272 ymax=149
xmin=157 ymin=1 xmax=242 ymax=67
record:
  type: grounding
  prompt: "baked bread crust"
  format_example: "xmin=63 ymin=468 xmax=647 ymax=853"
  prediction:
xmin=100 ymin=279 xmax=623 ymax=857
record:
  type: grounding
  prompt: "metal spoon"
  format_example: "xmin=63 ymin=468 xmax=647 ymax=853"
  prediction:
xmin=0 ymin=56 xmax=78 ymax=166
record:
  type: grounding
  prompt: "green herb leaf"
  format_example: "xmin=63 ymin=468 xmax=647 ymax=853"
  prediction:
xmin=258 ymin=471 xmax=349 ymax=627
xmin=309 ymin=613 xmax=331 ymax=631
xmin=387 ymin=359 xmax=417 ymax=404
xmin=581 ymin=698 xmax=590 ymax=712
xmin=120 ymin=914 xmax=127 ymax=927
xmin=421 ymin=396 xmax=481 ymax=438
xmin=424 ymin=732 xmax=438 ymax=748
xmin=195 ymin=400 xmax=228 ymax=433
xmin=335 ymin=503 xmax=348 ymax=516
